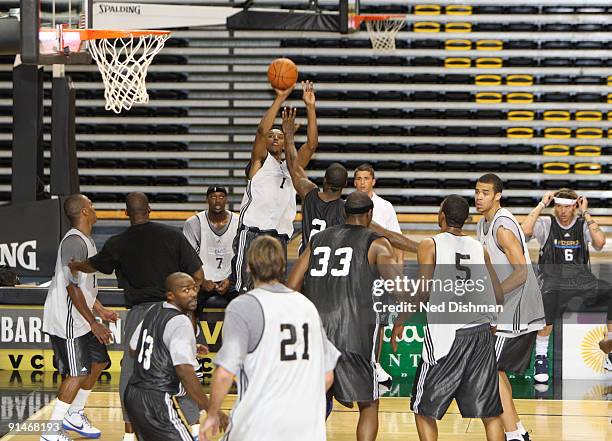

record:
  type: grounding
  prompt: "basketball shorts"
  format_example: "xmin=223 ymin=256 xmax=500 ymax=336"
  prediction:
xmin=494 ymin=331 xmax=537 ymax=375
xmin=542 ymin=278 xmax=612 ymax=325
xmin=124 ymin=386 xmax=192 ymax=441
xmin=230 ymin=226 xmax=289 ymax=293
xmin=49 ymin=332 xmax=110 ymax=377
xmin=410 ymin=324 xmax=502 ymax=420
xmin=330 ymin=350 xmax=378 ymax=406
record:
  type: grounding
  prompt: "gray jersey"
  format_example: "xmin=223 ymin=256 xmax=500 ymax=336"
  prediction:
xmin=216 ymin=284 xmax=339 ymax=441
xmin=476 ymin=208 xmax=545 ymax=336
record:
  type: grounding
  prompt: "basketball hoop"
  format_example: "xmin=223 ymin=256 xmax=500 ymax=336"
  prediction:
xmin=41 ymin=28 xmax=171 ymax=113
xmin=353 ymin=15 xmax=406 ymax=52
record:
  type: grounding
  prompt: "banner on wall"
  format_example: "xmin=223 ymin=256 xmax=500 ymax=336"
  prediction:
xmin=562 ymin=324 xmax=611 ymax=380
xmin=0 ymin=306 xmax=223 ymax=380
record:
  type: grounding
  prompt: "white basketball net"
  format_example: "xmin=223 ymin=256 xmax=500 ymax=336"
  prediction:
xmin=365 ymin=18 xmax=406 ymax=52
xmin=87 ymin=33 xmax=170 ymax=114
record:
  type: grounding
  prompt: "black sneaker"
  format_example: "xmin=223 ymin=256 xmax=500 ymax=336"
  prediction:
xmin=533 ymin=355 xmax=549 ymax=383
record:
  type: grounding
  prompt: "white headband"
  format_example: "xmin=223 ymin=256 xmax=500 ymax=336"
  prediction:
xmin=554 ymin=197 xmax=577 ymax=206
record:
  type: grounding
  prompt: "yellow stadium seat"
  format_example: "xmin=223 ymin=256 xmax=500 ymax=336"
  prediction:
xmin=445 ymin=39 xmax=472 ymax=50
xmin=476 ymin=40 xmax=503 ymax=51
xmin=445 ymin=57 xmax=471 ymax=68
xmin=607 ymin=76 xmax=612 ymax=86
xmin=415 ymin=5 xmax=441 ymax=15
xmin=507 ymin=127 xmax=534 ymax=138
xmin=507 ymin=92 xmax=534 ymax=104
xmin=574 ymin=145 xmax=601 ymax=156
xmin=445 ymin=22 xmax=472 ymax=33
xmin=543 ymin=162 xmax=570 ymax=174
xmin=543 ymin=145 xmax=570 ymax=156
xmin=445 ymin=5 xmax=472 ymax=15
xmin=544 ymin=128 xmax=572 ymax=139
xmin=414 ymin=22 xmax=441 ymax=32
xmin=576 ymin=128 xmax=603 ymax=139
xmin=607 ymin=93 xmax=612 ymax=103
xmin=476 ymin=58 xmax=502 ymax=68
xmin=543 ymin=110 xmax=570 ymax=121
xmin=575 ymin=111 xmax=602 ymax=121
xmin=608 ymin=111 xmax=612 ymax=120
xmin=475 ymin=74 xmax=502 ymax=86
xmin=476 ymin=92 xmax=503 ymax=103
xmin=574 ymin=163 xmax=602 ymax=175
xmin=507 ymin=110 xmax=535 ymax=121
xmin=506 ymin=75 xmax=533 ymax=86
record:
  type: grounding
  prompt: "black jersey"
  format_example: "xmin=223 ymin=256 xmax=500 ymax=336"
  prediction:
xmin=299 ymin=188 xmax=346 ymax=255
xmin=539 ymin=215 xmax=593 ymax=289
xmin=129 ymin=303 xmax=184 ymax=394
xmin=302 ymin=224 xmax=380 ymax=359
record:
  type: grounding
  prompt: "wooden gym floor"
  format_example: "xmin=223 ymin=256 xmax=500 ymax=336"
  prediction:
xmin=1 ymin=392 xmax=609 ymax=440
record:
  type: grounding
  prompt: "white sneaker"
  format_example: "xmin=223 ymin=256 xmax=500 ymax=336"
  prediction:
xmin=62 ymin=410 xmax=101 ymax=439
xmin=375 ymin=362 xmax=392 ymax=384
xmin=40 ymin=429 xmax=73 ymax=441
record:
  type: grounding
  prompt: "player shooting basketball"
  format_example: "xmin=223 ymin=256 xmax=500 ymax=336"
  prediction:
xmin=231 ymin=80 xmax=318 ymax=292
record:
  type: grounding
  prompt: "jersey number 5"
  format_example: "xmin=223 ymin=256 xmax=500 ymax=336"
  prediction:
xmin=310 ymin=246 xmax=353 ymax=277
xmin=280 ymin=323 xmax=310 ymax=361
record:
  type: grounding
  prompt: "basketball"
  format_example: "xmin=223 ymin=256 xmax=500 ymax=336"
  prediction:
xmin=267 ymin=58 xmax=298 ymax=90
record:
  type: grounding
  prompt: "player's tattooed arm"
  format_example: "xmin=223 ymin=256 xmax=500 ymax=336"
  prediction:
xmin=521 ymin=191 xmax=554 ymax=237
xmin=495 ymin=226 xmax=528 ymax=293
xmin=297 ymin=81 xmax=318 ymax=168
xmin=249 ymin=85 xmax=295 ymax=179
xmin=370 ymin=221 xmax=419 ymax=253
xmin=68 ymin=258 xmax=97 ymax=275
xmin=281 ymin=106 xmax=317 ymax=199
xmin=287 ymin=242 xmax=311 ymax=291
xmin=579 ymin=196 xmax=606 ymax=250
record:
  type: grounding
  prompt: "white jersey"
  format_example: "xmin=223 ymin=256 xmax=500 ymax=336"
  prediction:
xmin=197 ymin=210 xmax=239 ymax=282
xmin=239 ymin=153 xmax=297 ymax=237
xmin=43 ymin=228 xmax=98 ymax=339
xmin=224 ymin=288 xmax=329 ymax=441
xmin=476 ymin=208 xmax=545 ymax=336
xmin=423 ymin=232 xmax=497 ymax=363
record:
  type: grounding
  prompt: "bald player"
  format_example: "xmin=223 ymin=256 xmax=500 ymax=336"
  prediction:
xmin=281 ymin=107 xmax=347 ymax=254
xmin=125 ymin=273 xmax=228 ymax=441
xmin=289 ymin=191 xmax=402 ymax=441
xmin=42 ymin=194 xmax=117 ymax=441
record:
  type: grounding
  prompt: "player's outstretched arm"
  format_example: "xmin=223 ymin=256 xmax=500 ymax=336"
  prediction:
xmin=199 ymin=366 xmax=233 ymax=441
xmin=287 ymin=242 xmax=311 ymax=291
xmin=282 ymin=106 xmax=317 ymax=199
xmin=370 ymin=221 xmax=419 ymax=253
xmin=175 ymin=364 xmax=215 ymax=417
xmin=248 ymin=86 xmax=295 ymax=179
xmin=521 ymin=191 xmax=554 ymax=237
xmin=297 ymin=81 xmax=318 ymax=168
xmin=496 ymin=226 xmax=528 ymax=293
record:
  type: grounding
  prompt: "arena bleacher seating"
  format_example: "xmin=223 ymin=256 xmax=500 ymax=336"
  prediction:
xmin=0 ymin=0 xmax=611 ymax=214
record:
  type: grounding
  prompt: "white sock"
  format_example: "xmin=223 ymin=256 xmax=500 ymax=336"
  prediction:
xmin=49 ymin=399 xmax=71 ymax=424
xmin=505 ymin=429 xmax=523 ymax=440
xmin=535 ymin=335 xmax=549 ymax=357
xmin=191 ymin=424 xmax=200 ymax=436
xmin=68 ymin=388 xmax=91 ymax=414
xmin=122 ymin=433 xmax=136 ymax=441
xmin=516 ymin=421 xmax=527 ymax=435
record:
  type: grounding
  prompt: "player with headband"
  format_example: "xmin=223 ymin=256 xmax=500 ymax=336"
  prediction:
xmin=521 ymin=188 xmax=611 ymax=379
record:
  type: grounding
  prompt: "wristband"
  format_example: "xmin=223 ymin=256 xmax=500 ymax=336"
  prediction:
xmin=537 ymin=201 xmax=546 ymax=209
xmin=581 ymin=211 xmax=590 ymax=217
xmin=587 ymin=219 xmax=596 ymax=227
